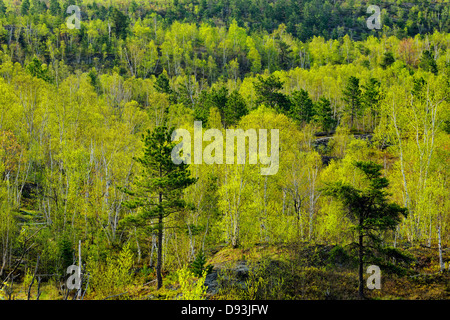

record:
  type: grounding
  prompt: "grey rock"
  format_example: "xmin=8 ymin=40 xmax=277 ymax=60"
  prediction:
xmin=204 ymin=271 xmax=219 ymax=294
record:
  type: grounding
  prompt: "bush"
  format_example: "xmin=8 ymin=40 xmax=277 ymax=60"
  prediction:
xmin=86 ymin=243 xmax=134 ymax=299
xmin=190 ymin=251 xmax=213 ymax=277
xmin=327 ymin=245 xmax=352 ymax=267
xmin=177 ymin=267 xmax=207 ymax=300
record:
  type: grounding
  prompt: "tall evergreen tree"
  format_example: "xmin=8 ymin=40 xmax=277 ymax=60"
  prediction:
xmin=20 ymin=0 xmax=30 ymax=15
xmin=361 ymin=78 xmax=382 ymax=131
xmin=254 ymin=75 xmax=291 ymax=113
xmin=120 ymin=126 xmax=197 ymax=289
xmin=194 ymin=86 xmax=228 ymax=125
xmin=290 ymin=89 xmax=314 ymax=124
xmin=26 ymin=56 xmax=52 ymax=83
xmin=49 ymin=0 xmax=61 ymax=16
xmin=342 ymin=76 xmax=362 ymax=130
xmin=419 ymin=50 xmax=438 ymax=75
xmin=223 ymin=90 xmax=248 ymax=127
xmin=155 ymin=71 xmax=176 ymax=104
xmin=323 ymin=161 xmax=407 ymax=299
xmin=380 ymin=51 xmax=395 ymax=69
xmin=110 ymin=7 xmax=129 ymax=40
xmin=313 ymin=97 xmax=336 ymax=132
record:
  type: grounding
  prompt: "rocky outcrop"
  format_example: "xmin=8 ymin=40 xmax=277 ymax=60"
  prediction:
xmin=312 ymin=134 xmax=373 ymax=151
xmin=204 ymin=261 xmax=250 ymax=296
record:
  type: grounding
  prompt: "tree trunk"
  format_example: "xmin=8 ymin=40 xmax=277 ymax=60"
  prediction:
xmin=359 ymin=213 xmax=364 ymax=299
xmin=135 ymin=227 xmax=141 ymax=264
xmin=76 ymin=240 xmax=81 ymax=300
xmin=358 ymin=232 xmax=364 ymax=299
xmin=438 ymin=224 xmax=444 ymax=272
xmin=156 ymin=192 xmax=163 ymax=290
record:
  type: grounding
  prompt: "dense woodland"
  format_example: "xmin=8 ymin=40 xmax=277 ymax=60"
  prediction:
xmin=0 ymin=0 xmax=449 ymax=300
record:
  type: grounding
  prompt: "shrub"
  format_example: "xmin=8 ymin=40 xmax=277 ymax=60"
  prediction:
xmin=177 ymin=267 xmax=207 ymax=300
xmin=190 ymin=251 xmax=213 ymax=277
xmin=327 ymin=245 xmax=352 ymax=267
xmin=86 ymin=243 xmax=134 ymax=299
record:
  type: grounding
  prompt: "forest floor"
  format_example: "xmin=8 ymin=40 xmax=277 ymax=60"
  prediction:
xmin=5 ymin=242 xmax=450 ymax=300
xmin=202 ymin=242 xmax=450 ymax=300
xmin=128 ymin=241 xmax=450 ymax=300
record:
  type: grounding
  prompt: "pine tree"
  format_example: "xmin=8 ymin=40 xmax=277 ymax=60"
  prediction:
xmin=342 ymin=76 xmax=362 ymax=130
xmin=26 ymin=56 xmax=52 ymax=83
xmin=361 ymin=78 xmax=381 ymax=131
xmin=49 ymin=0 xmax=61 ymax=16
xmin=154 ymin=71 xmax=176 ymax=104
xmin=223 ymin=90 xmax=248 ymax=127
xmin=194 ymin=86 xmax=228 ymax=126
xmin=290 ymin=89 xmax=314 ymax=124
xmin=419 ymin=50 xmax=438 ymax=75
xmin=120 ymin=125 xmax=197 ymax=289
xmin=57 ymin=238 xmax=74 ymax=274
xmin=189 ymin=250 xmax=213 ymax=277
xmin=110 ymin=7 xmax=129 ymax=40
xmin=323 ymin=161 xmax=407 ymax=299
xmin=380 ymin=51 xmax=395 ymax=69
xmin=313 ymin=97 xmax=336 ymax=132
xmin=20 ymin=0 xmax=30 ymax=15
xmin=254 ymin=75 xmax=291 ymax=113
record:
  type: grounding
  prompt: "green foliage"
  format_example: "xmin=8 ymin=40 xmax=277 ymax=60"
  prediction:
xmin=121 ymin=125 xmax=197 ymax=225
xmin=374 ymin=246 xmax=416 ymax=276
xmin=223 ymin=90 xmax=248 ymax=127
xmin=0 ymin=0 xmax=6 ymax=16
xmin=254 ymin=75 xmax=291 ymax=113
xmin=26 ymin=57 xmax=52 ymax=83
xmin=313 ymin=97 xmax=336 ymax=132
xmin=0 ymin=0 xmax=448 ymax=301
xmin=57 ymin=238 xmax=74 ymax=272
xmin=120 ymin=125 xmax=197 ymax=289
xmin=326 ymin=245 xmax=352 ymax=267
xmin=419 ymin=50 xmax=438 ymax=75
xmin=380 ymin=52 xmax=395 ymax=69
xmin=290 ymin=89 xmax=314 ymax=124
xmin=342 ymin=76 xmax=362 ymax=129
xmin=87 ymin=244 xmax=134 ymax=299
xmin=155 ymin=71 xmax=176 ymax=103
xmin=49 ymin=0 xmax=61 ymax=16
xmin=324 ymin=161 xmax=408 ymax=235
xmin=177 ymin=266 xmax=207 ymax=300
xmin=21 ymin=0 xmax=30 ymax=15
xmin=87 ymin=68 xmax=99 ymax=91
xmin=111 ymin=7 xmax=130 ymax=40
xmin=22 ymin=268 xmax=33 ymax=293
xmin=189 ymin=251 xmax=213 ymax=277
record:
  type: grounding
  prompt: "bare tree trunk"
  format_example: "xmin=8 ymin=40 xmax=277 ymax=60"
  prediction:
xmin=156 ymin=189 xmax=163 ymax=290
xmin=0 ymin=227 xmax=9 ymax=276
xmin=438 ymin=223 xmax=444 ymax=272
xmin=36 ymin=277 xmax=42 ymax=300
xmin=27 ymin=255 xmax=40 ymax=300
xmin=358 ymin=232 xmax=364 ymax=299
xmin=72 ymin=240 xmax=82 ymax=300
xmin=135 ymin=227 xmax=141 ymax=264
xmin=150 ymin=234 xmax=156 ymax=267
xmin=392 ymin=100 xmax=411 ymax=240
